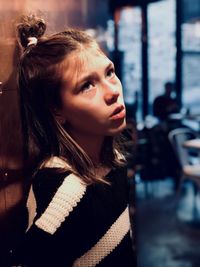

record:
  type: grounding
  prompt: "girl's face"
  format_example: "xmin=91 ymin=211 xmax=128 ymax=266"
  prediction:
xmin=58 ymin=46 xmax=126 ymax=139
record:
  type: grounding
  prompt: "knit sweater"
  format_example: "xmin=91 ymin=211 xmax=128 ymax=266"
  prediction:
xmin=20 ymin=157 xmax=136 ymax=267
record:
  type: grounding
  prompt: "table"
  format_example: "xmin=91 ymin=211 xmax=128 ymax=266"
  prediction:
xmin=183 ymin=138 xmax=200 ymax=162
xmin=183 ymin=139 xmax=200 ymax=150
xmin=183 ymin=114 xmax=200 ymax=133
xmin=182 ymin=138 xmax=200 ymax=228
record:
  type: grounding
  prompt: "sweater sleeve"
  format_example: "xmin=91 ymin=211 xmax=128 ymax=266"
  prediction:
xmin=23 ymin=168 xmax=86 ymax=267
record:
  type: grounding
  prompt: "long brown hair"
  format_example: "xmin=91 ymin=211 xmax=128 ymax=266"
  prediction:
xmin=16 ymin=15 xmax=126 ymax=184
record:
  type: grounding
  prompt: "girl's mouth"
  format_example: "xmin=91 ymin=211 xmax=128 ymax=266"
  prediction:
xmin=110 ymin=105 xmax=126 ymax=120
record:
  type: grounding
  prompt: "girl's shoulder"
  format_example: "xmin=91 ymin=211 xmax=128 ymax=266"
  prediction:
xmin=33 ymin=156 xmax=86 ymax=196
xmin=32 ymin=157 xmax=75 ymax=202
xmin=27 ymin=157 xmax=87 ymax=233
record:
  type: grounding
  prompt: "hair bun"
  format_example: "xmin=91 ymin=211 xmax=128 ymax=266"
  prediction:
xmin=17 ymin=15 xmax=46 ymax=49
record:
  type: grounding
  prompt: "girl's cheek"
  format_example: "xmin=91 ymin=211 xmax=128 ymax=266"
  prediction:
xmin=81 ymin=88 xmax=97 ymax=99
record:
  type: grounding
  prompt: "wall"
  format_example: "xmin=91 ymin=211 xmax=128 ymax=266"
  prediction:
xmin=0 ymin=1 xmax=90 ymax=265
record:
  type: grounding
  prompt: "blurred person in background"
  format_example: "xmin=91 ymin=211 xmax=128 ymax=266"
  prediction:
xmin=153 ymin=81 xmax=180 ymax=121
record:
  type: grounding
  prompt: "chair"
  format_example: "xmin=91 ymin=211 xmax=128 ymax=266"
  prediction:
xmin=168 ymin=128 xmax=200 ymax=192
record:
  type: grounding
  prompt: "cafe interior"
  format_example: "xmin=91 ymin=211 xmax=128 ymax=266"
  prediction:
xmin=0 ymin=0 xmax=200 ymax=266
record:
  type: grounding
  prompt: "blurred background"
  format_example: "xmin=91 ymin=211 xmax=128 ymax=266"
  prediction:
xmin=0 ymin=0 xmax=200 ymax=266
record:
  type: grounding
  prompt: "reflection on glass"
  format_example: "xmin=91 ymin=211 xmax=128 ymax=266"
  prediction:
xmin=148 ymin=0 xmax=176 ymax=114
xmin=107 ymin=7 xmax=142 ymax=121
xmin=182 ymin=20 xmax=200 ymax=114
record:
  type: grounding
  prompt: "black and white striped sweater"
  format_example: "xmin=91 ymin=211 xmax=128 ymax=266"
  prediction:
xmin=20 ymin=157 xmax=136 ymax=267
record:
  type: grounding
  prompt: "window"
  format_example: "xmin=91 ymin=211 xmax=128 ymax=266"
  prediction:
xmin=148 ymin=0 xmax=176 ymax=115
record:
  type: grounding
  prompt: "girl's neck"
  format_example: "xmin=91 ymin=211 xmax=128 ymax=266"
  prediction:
xmin=69 ymin=132 xmax=112 ymax=178
xmin=69 ymin=131 xmax=104 ymax=165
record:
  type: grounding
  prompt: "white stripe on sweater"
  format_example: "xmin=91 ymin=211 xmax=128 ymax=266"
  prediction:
xmin=35 ymin=173 xmax=86 ymax=234
xmin=26 ymin=156 xmax=76 ymax=231
xmin=72 ymin=207 xmax=130 ymax=267
xmin=40 ymin=156 xmax=72 ymax=170
xmin=26 ymin=185 xmax=37 ymax=231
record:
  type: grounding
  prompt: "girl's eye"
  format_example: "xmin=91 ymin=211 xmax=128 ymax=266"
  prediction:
xmin=107 ymin=68 xmax=115 ymax=78
xmin=81 ymin=81 xmax=94 ymax=92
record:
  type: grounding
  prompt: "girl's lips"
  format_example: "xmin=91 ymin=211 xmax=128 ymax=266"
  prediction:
xmin=110 ymin=106 xmax=126 ymax=120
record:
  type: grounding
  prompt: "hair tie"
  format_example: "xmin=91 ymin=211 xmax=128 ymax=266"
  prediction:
xmin=27 ymin=37 xmax=38 ymax=47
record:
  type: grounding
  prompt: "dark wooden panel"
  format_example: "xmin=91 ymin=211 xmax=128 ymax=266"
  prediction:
xmin=0 ymin=1 xmax=101 ymax=265
xmin=0 ymin=170 xmax=26 ymax=267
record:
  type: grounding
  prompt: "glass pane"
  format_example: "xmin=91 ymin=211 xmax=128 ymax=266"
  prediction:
xmin=107 ymin=7 xmax=142 ymax=122
xmin=119 ymin=7 xmax=142 ymax=122
xmin=148 ymin=0 xmax=176 ymax=115
xmin=182 ymin=16 xmax=200 ymax=114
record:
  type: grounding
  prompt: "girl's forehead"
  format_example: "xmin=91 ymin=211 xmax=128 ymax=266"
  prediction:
xmin=61 ymin=47 xmax=111 ymax=86
xmin=74 ymin=46 xmax=108 ymax=66
xmin=69 ymin=48 xmax=108 ymax=71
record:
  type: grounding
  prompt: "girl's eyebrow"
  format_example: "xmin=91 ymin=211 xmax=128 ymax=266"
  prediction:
xmin=77 ymin=73 xmax=98 ymax=85
xmin=77 ymin=62 xmax=114 ymax=85
xmin=105 ymin=62 xmax=114 ymax=72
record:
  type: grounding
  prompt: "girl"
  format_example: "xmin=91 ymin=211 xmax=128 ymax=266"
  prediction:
xmin=14 ymin=15 xmax=136 ymax=267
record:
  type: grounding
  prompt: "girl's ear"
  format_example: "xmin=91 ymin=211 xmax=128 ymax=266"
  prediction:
xmin=53 ymin=108 xmax=66 ymax=125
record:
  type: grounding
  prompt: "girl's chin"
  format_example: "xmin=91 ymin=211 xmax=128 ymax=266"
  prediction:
xmin=107 ymin=121 xmax=127 ymax=136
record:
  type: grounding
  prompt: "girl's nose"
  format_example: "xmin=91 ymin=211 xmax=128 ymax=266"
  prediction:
xmin=104 ymin=84 xmax=120 ymax=105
